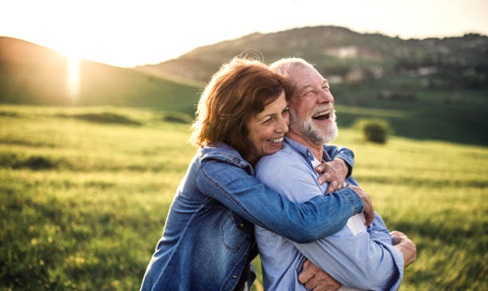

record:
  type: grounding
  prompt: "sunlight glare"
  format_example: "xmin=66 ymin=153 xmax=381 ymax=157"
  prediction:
xmin=67 ymin=54 xmax=80 ymax=100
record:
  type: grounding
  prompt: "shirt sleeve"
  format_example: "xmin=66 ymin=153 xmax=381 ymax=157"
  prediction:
xmin=197 ymin=158 xmax=364 ymax=243
xmin=255 ymin=146 xmax=404 ymax=290
xmin=291 ymin=218 xmax=405 ymax=290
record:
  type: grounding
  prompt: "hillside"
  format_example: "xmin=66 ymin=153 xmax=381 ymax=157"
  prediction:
xmin=0 ymin=37 xmax=200 ymax=115
xmin=1 ymin=27 xmax=487 ymax=146
xmin=137 ymin=26 xmax=488 ymax=146
xmin=137 ymin=26 xmax=488 ymax=89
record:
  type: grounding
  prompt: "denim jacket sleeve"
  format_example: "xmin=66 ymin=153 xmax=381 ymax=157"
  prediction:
xmin=196 ymin=158 xmax=364 ymax=243
xmin=324 ymin=145 xmax=354 ymax=177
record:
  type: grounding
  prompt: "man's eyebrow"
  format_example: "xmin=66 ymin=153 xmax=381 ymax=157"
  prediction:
xmin=297 ymin=84 xmax=313 ymax=94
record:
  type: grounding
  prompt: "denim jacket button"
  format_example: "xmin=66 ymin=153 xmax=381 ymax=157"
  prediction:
xmin=239 ymin=223 xmax=244 ymax=228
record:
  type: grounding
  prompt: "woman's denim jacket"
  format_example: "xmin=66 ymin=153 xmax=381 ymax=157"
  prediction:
xmin=140 ymin=143 xmax=363 ymax=291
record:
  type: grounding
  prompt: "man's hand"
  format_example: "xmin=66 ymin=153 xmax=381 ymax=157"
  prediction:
xmin=346 ymin=185 xmax=374 ymax=226
xmin=299 ymin=259 xmax=342 ymax=291
xmin=391 ymin=231 xmax=417 ymax=267
xmin=315 ymin=159 xmax=348 ymax=194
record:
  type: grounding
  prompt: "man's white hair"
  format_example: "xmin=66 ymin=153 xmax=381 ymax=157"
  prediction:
xmin=269 ymin=57 xmax=316 ymax=78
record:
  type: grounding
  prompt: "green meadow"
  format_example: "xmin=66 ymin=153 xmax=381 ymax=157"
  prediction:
xmin=1 ymin=105 xmax=487 ymax=290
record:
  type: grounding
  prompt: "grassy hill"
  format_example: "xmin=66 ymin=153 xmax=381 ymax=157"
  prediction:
xmin=1 ymin=28 xmax=488 ymax=146
xmin=0 ymin=37 xmax=200 ymax=115
xmin=137 ymin=26 xmax=488 ymax=146
xmin=1 ymin=105 xmax=486 ymax=290
xmin=138 ymin=26 xmax=488 ymax=88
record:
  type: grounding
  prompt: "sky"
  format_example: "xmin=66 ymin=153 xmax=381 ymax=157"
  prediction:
xmin=1 ymin=0 xmax=487 ymax=68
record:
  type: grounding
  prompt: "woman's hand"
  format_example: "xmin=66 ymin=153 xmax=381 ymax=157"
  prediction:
xmin=315 ymin=159 xmax=348 ymax=194
xmin=346 ymin=185 xmax=375 ymax=226
xmin=298 ymin=259 xmax=342 ymax=291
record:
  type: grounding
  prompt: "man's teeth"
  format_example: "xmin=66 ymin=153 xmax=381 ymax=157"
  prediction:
xmin=313 ymin=110 xmax=331 ymax=118
xmin=269 ymin=137 xmax=284 ymax=143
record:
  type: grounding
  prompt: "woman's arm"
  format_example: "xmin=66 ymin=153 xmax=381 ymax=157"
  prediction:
xmin=197 ymin=159 xmax=364 ymax=243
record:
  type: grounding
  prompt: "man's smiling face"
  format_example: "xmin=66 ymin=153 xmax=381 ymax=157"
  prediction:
xmin=287 ymin=65 xmax=338 ymax=145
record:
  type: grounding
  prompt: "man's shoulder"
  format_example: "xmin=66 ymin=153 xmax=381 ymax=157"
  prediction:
xmin=255 ymin=142 xmax=310 ymax=184
xmin=257 ymin=143 xmax=301 ymax=167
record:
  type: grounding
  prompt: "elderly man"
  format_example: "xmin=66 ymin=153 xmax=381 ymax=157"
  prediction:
xmin=255 ymin=58 xmax=416 ymax=290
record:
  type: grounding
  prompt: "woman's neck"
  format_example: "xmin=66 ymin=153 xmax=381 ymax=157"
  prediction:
xmin=245 ymin=154 xmax=258 ymax=167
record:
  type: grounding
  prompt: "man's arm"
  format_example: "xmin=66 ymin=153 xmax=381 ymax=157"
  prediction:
xmin=391 ymin=231 xmax=417 ymax=267
xmin=300 ymin=228 xmax=416 ymax=290
xmin=292 ymin=216 xmax=405 ymax=290
xmin=256 ymin=146 xmax=403 ymax=290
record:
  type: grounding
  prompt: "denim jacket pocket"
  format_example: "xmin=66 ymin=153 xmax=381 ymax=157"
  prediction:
xmin=220 ymin=212 xmax=249 ymax=253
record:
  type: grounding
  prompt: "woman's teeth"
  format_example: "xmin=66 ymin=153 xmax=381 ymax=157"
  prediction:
xmin=269 ymin=137 xmax=284 ymax=143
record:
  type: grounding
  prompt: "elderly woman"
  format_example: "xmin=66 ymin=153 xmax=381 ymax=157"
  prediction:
xmin=140 ymin=57 xmax=370 ymax=291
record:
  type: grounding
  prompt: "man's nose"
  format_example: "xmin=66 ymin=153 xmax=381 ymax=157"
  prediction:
xmin=319 ymin=89 xmax=334 ymax=103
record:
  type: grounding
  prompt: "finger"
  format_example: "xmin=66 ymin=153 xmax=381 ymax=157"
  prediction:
xmin=326 ymin=180 xmax=339 ymax=193
xmin=315 ymin=163 xmax=325 ymax=172
xmin=304 ymin=278 xmax=319 ymax=291
xmin=309 ymin=272 xmax=341 ymax=291
xmin=365 ymin=210 xmax=375 ymax=226
xmin=317 ymin=173 xmax=330 ymax=184
xmin=315 ymin=162 xmax=330 ymax=173
xmin=325 ymin=185 xmax=333 ymax=194
xmin=298 ymin=260 xmax=315 ymax=284
xmin=317 ymin=162 xmax=334 ymax=174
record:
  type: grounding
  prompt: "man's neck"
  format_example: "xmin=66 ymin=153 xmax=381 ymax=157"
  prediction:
xmin=286 ymin=131 xmax=323 ymax=161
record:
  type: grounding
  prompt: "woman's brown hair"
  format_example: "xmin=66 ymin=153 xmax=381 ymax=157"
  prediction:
xmin=191 ymin=57 xmax=293 ymax=158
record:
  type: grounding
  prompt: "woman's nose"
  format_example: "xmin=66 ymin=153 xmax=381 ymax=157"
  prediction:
xmin=276 ymin=116 xmax=289 ymax=133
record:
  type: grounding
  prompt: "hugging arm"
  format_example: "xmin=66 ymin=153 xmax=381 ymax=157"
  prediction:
xmin=197 ymin=158 xmax=364 ymax=243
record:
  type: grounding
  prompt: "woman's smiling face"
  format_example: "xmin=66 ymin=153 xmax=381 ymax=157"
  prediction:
xmin=245 ymin=92 xmax=289 ymax=165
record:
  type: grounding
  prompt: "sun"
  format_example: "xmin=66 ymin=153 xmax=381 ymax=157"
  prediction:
xmin=65 ymin=52 xmax=80 ymax=101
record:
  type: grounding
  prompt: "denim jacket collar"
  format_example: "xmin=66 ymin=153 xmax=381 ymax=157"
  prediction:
xmin=200 ymin=142 xmax=255 ymax=176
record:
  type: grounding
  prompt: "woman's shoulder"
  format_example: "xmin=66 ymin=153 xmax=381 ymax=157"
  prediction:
xmin=200 ymin=142 xmax=237 ymax=157
xmin=199 ymin=143 xmax=250 ymax=169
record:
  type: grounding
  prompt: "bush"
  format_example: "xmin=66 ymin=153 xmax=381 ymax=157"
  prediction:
xmin=69 ymin=112 xmax=142 ymax=126
xmin=356 ymin=118 xmax=393 ymax=144
xmin=0 ymin=152 xmax=61 ymax=170
xmin=161 ymin=112 xmax=193 ymax=124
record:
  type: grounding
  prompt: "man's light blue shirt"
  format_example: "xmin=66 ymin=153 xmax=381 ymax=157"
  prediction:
xmin=255 ymin=138 xmax=404 ymax=290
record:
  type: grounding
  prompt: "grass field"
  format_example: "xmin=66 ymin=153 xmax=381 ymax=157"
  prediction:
xmin=1 ymin=105 xmax=487 ymax=290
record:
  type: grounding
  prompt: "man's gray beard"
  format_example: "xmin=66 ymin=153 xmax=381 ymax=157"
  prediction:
xmin=291 ymin=113 xmax=338 ymax=145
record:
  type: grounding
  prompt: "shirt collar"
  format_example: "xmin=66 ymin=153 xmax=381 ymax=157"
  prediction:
xmin=284 ymin=136 xmax=332 ymax=163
